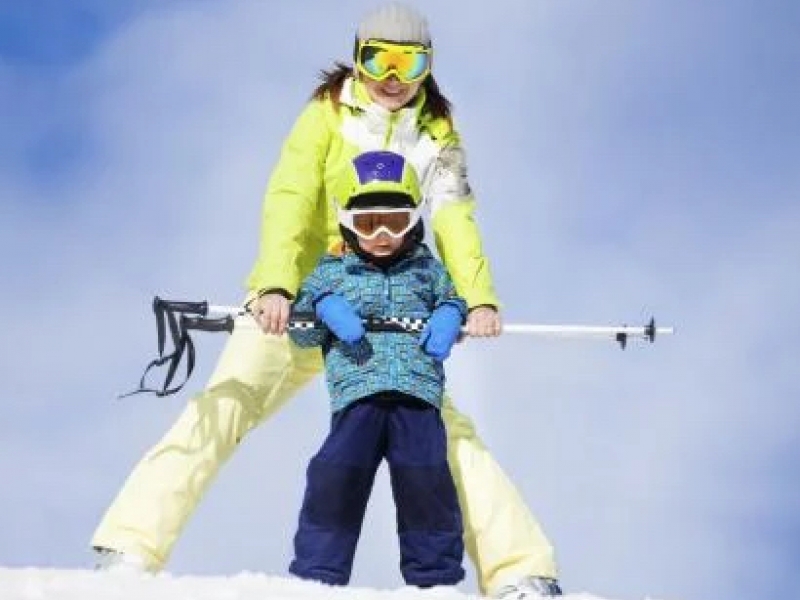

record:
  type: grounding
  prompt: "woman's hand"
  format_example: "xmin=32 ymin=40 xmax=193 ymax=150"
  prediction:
xmin=466 ymin=306 xmax=502 ymax=337
xmin=250 ymin=292 xmax=291 ymax=335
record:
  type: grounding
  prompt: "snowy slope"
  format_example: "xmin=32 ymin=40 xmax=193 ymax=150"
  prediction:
xmin=0 ymin=568 xmax=617 ymax=600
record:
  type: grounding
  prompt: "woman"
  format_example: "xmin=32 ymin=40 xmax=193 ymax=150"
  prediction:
xmin=92 ymin=3 xmax=561 ymax=598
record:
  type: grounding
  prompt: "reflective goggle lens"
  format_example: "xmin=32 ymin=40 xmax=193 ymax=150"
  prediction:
xmin=352 ymin=210 xmax=412 ymax=237
xmin=357 ymin=41 xmax=431 ymax=83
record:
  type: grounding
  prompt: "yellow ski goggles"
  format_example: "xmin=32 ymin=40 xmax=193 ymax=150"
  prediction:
xmin=356 ymin=39 xmax=432 ymax=84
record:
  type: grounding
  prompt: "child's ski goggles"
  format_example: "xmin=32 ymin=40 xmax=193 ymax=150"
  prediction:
xmin=337 ymin=204 xmax=424 ymax=239
xmin=355 ymin=39 xmax=432 ymax=84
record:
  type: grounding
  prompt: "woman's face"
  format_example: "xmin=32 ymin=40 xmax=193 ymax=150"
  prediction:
xmin=362 ymin=75 xmax=422 ymax=111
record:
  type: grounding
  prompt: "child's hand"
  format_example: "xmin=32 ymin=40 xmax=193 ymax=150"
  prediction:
xmin=315 ymin=294 xmax=365 ymax=344
xmin=419 ymin=303 xmax=464 ymax=361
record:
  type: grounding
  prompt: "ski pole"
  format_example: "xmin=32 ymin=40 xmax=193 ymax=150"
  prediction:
xmin=121 ymin=297 xmax=675 ymax=399
xmin=204 ymin=303 xmax=675 ymax=345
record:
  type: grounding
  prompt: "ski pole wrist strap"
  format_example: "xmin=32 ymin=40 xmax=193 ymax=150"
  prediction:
xmin=118 ymin=297 xmax=234 ymax=399
xmin=121 ymin=297 xmax=433 ymax=399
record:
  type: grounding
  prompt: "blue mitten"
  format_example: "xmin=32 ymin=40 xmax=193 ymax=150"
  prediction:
xmin=419 ymin=303 xmax=464 ymax=361
xmin=315 ymin=294 xmax=365 ymax=344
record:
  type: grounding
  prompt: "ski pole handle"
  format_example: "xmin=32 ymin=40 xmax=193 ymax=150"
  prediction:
xmin=155 ymin=297 xmax=209 ymax=316
xmin=182 ymin=315 xmax=235 ymax=334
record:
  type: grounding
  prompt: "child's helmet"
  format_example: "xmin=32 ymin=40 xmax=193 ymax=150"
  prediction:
xmin=333 ymin=150 xmax=422 ymax=207
xmin=333 ymin=151 xmax=426 ymax=259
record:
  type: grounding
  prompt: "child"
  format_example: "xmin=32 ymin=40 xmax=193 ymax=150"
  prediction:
xmin=287 ymin=150 xmax=467 ymax=588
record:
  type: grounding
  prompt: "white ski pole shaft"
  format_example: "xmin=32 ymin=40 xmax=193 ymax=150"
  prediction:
xmin=207 ymin=304 xmax=248 ymax=317
xmin=206 ymin=305 xmax=674 ymax=341
xmin=501 ymin=323 xmax=674 ymax=338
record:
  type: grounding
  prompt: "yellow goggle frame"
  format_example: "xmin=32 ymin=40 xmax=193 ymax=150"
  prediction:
xmin=356 ymin=39 xmax=432 ymax=84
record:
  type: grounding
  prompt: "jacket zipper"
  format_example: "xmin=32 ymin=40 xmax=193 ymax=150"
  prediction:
xmin=383 ymin=110 xmax=400 ymax=148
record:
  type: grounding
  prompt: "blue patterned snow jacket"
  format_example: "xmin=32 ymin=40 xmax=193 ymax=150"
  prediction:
xmin=288 ymin=243 xmax=468 ymax=413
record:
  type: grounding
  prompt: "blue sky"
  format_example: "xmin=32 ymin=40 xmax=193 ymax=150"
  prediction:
xmin=0 ymin=2 xmax=112 ymax=65
xmin=1 ymin=2 xmax=799 ymax=600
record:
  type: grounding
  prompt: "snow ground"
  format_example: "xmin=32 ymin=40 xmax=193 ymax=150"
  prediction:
xmin=0 ymin=568 xmax=621 ymax=600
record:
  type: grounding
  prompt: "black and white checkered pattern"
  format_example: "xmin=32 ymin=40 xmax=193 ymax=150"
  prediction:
xmin=365 ymin=316 xmax=427 ymax=332
xmin=287 ymin=320 xmax=317 ymax=330
xmin=286 ymin=316 xmax=428 ymax=333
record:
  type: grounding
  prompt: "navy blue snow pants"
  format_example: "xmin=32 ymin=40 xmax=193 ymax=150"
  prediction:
xmin=288 ymin=393 xmax=465 ymax=587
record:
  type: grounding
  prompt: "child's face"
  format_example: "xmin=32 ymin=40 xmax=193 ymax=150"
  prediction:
xmin=356 ymin=230 xmax=406 ymax=258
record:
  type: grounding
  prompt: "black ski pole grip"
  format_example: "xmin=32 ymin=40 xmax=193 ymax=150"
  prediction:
xmin=153 ymin=296 xmax=209 ymax=316
xmin=182 ymin=315 xmax=235 ymax=334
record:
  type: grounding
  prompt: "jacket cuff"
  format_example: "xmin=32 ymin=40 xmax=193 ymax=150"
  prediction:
xmin=469 ymin=303 xmax=498 ymax=313
xmin=438 ymin=299 xmax=469 ymax=322
xmin=311 ymin=291 xmax=333 ymax=309
xmin=256 ymin=287 xmax=294 ymax=300
xmin=244 ymin=288 xmax=294 ymax=313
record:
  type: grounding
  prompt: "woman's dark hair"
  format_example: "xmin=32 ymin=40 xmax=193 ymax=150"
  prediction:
xmin=311 ymin=61 xmax=452 ymax=122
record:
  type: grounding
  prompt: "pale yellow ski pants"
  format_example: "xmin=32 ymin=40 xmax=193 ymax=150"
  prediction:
xmin=92 ymin=321 xmax=557 ymax=594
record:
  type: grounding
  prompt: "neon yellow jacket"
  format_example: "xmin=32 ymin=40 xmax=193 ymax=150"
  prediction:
xmin=246 ymin=77 xmax=499 ymax=309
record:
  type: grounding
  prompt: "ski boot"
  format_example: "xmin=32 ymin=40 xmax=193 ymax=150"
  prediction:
xmin=93 ymin=546 xmax=148 ymax=574
xmin=492 ymin=576 xmax=563 ymax=598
